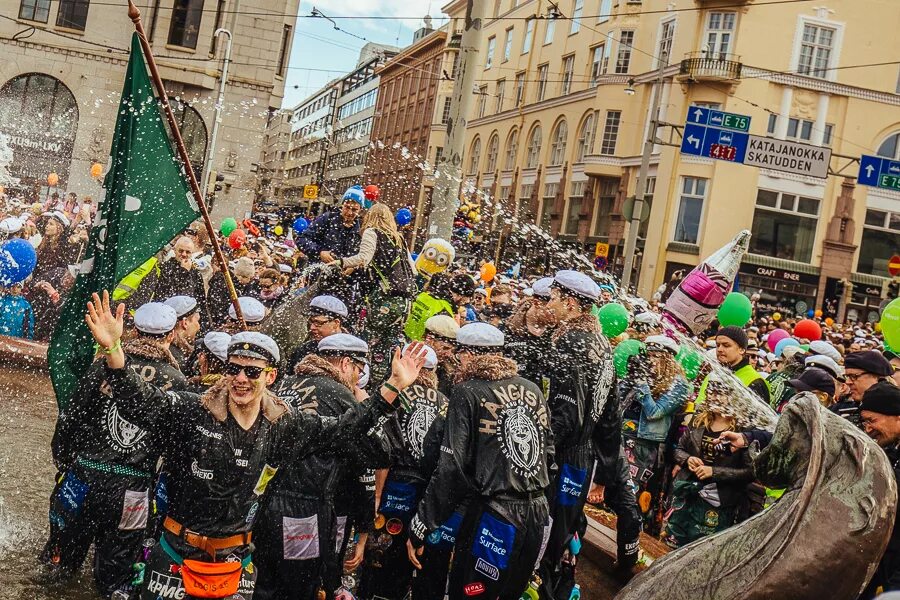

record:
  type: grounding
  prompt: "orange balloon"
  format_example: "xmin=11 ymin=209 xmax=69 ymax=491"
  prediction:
xmin=825 ymin=317 xmax=834 ymax=327
xmin=480 ymin=262 xmax=497 ymax=283
xmin=90 ymin=162 xmax=103 ymax=178
xmin=814 ymin=309 xmax=823 ymax=318
xmin=228 ymin=228 xmax=246 ymax=250
xmin=47 ymin=172 xmax=59 ymax=186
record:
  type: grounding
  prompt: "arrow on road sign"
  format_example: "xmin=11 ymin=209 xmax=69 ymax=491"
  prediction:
xmin=687 ymin=135 xmax=700 ymax=148
xmin=693 ymin=108 xmax=704 ymax=122
xmin=865 ymin=164 xmax=876 ymax=177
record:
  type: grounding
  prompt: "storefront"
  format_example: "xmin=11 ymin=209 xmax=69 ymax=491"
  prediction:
xmin=737 ymin=258 xmax=820 ymax=317
xmin=848 ymin=275 xmax=887 ymax=323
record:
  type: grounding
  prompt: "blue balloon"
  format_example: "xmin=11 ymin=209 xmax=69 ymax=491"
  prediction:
xmin=411 ymin=253 xmax=419 ymax=261
xmin=395 ymin=207 xmax=412 ymax=226
xmin=0 ymin=238 xmax=38 ymax=285
xmin=774 ymin=337 xmax=800 ymax=357
xmin=807 ymin=309 xmax=815 ymax=318
xmin=292 ymin=217 xmax=309 ymax=235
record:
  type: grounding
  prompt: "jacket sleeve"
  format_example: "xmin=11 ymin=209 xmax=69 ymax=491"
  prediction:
xmin=547 ymin=363 xmax=581 ymax=449
xmin=674 ymin=428 xmax=695 ymax=467
xmin=419 ymin=414 xmax=445 ymax=480
xmin=748 ymin=378 xmax=771 ymax=405
xmin=296 ymin=214 xmax=328 ymax=257
xmin=408 ymin=389 xmax=475 ymax=548
xmin=51 ymin=360 xmax=103 ymax=470
xmin=340 ymin=228 xmax=377 ymax=270
xmin=591 ymin=379 xmax=621 ymax=486
xmin=712 ymin=447 xmax=754 ymax=483
xmin=638 ymin=379 xmax=689 ymax=421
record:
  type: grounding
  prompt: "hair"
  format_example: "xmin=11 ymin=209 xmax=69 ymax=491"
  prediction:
xmin=361 ymin=203 xmax=403 ymax=246
xmin=259 ymin=268 xmax=280 ymax=282
xmin=692 ymin=408 xmax=737 ymax=431
xmin=649 ymin=350 xmax=682 ymax=397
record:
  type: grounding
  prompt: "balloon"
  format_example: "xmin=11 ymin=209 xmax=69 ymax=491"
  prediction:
xmin=598 ymin=302 xmax=630 ymax=338
xmin=800 ymin=344 xmax=810 ymax=351
xmin=875 ymin=321 xmax=882 ymax=333
xmin=676 ymin=344 xmax=703 ymax=381
xmin=614 ymin=339 xmax=645 ymax=378
xmin=273 ymin=225 xmax=283 ymax=236
xmin=824 ymin=317 xmax=834 ymax=327
xmin=881 ymin=298 xmax=900 ymax=351
xmin=411 ymin=253 xmax=419 ymax=261
xmin=47 ymin=172 xmax=59 ymax=186
xmin=364 ymin=184 xmax=380 ymax=201
xmin=717 ymin=292 xmax=753 ymax=327
xmin=0 ymin=238 xmax=38 ymax=285
xmin=228 ymin=229 xmax=246 ymax=250
xmin=806 ymin=309 xmax=815 ymax=318
xmin=774 ymin=337 xmax=800 ymax=357
xmin=292 ymin=217 xmax=309 ymax=235
xmin=395 ymin=208 xmax=413 ymax=226
xmin=772 ymin=312 xmax=781 ymax=321
xmin=220 ymin=217 xmax=238 ymax=237
xmin=766 ymin=329 xmax=789 ymax=352
xmin=480 ymin=263 xmax=496 ymax=283
xmin=814 ymin=309 xmax=823 ymax=318
xmin=793 ymin=318 xmax=822 ymax=341
xmin=90 ymin=162 xmax=103 ymax=178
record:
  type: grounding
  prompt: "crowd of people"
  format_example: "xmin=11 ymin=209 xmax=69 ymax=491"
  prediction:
xmin=1 ymin=184 xmax=899 ymax=600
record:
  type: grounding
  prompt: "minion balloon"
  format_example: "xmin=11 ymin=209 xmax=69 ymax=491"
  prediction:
xmin=415 ymin=238 xmax=455 ymax=284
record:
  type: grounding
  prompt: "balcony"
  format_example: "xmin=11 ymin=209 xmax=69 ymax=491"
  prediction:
xmin=678 ymin=52 xmax=742 ymax=82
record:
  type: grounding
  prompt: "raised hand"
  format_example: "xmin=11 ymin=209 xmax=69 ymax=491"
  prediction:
xmin=390 ymin=341 xmax=428 ymax=390
xmin=85 ymin=290 xmax=125 ymax=350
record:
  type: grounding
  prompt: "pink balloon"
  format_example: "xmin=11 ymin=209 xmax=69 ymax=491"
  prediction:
xmin=767 ymin=328 xmax=789 ymax=352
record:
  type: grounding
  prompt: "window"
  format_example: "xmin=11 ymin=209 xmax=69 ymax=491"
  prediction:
xmin=56 ymin=0 xmax=90 ymax=29
xmin=750 ymin=189 xmax=820 ymax=262
xmin=522 ymin=19 xmax=535 ymax=54
xmin=598 ymin=0 xmax=611 ymax=23
xmin=477 ymin=85 xmax=488 ymax=118
xmin=168 ymin=0 xmax=204 ymax=49
xmin=766 ymin=115 xmax=834 ymax=145
xmin=561 ymin=55 xmax=575 ymax=95
xmin=798 ymin=23 xmax=835 ymax=78
xmin=496 ymin=79 xmax=506 ymax=113
xmin=440 ymin=97 xmax=452 ymax=124
xmin=337 ymin=89 xmax=377 ymax=119
xmin=541 ymin=183 xmax=558 ymax=227
xmin=518 ymin=183 xmax=535 ymax=220
xmin=544 ymin=19 xmax=556 ymax=45
xmin=615 ymin=30 xmax=635 ymax=74
xmin=549 ymin=120 xmax=568 ymax=165
xmin=565 ymin=180 xmax=585 ymax=234
xmin=537 ymin=64 xmax=549 ymax=101
xmin=486 ymin=134 xmax=500 ymax=172
xmin=19 ymin=0 xmax=50 ymax=22
xmin=434 ymin=146 xmax=444 ymax=166
xmin=878 ymin=132 xmax=900 ymax=160
xmin=674 ymin=177 xmax=707 ymax=245
xmin=590 ymin=44 xmax=607 ymax=85
xmin=450 ymin=53 xmax=459 ymax=78
xmin=486 ymin=36 xmax=496 ymax=69
xmin=704 ymin=12 xmax=735 ymax=58
xmin=514 ymin=72 xmax=526 ymax=106
xmin=526 ymin=125 xmax=542 ymax=168
xmin=576 ymin=113 xmax=595 ymax=161
xmin=277 ymin=25 xmax=292 ymax=77
xmin=504 ymin=129 xmax=519 ymax=170
xmin=593 ymin=177 xmax=618 ymax=236
xmin=599 ymin=110 xmax=621 ymax=155
xmin=658 ymin=19 xmax=675 ymax=60
xmin=468 ymin=137 xmax=481 ymax=174
xmin=503 ymin=28 xmax=513 ymax=62
xmin=858 ymin=209 xmax=900 ymax=276
xmin=570 ymin=0 xmax=583 ymax=34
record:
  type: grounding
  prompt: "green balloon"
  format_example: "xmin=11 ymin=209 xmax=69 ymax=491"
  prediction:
xmin=676 ymin=344 xmax=703 ymax=380
xmin=882 ymin=298 xmax=900 ymax=352
xmin=614 ymin=339 xmax=645 ymax=378
xmin=598 ymin=302 xmax=630 ymax=338
xmin=717 ymin=292 xmax=753 ymax=327
xmin=220 ymin=217 xmax=238 ymax=237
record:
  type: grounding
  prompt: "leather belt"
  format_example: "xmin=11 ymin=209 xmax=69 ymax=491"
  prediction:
xmin=163 ymin=516 xmax=252 ymax=560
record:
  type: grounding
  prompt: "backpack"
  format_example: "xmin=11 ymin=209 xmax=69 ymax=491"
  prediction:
xmin=371 ymin=230 xmax=417 ymax=299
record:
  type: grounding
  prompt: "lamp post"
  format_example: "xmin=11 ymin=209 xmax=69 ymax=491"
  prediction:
xmin=201 ymin=28 xmax=233 ymax=199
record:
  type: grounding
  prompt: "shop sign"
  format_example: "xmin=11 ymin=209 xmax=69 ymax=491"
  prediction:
xmin=740 ymin=263 xmax=818 ymax=286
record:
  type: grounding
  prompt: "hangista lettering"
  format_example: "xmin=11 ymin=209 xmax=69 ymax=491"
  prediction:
xmin=464 ymin=582 xmax=486 ymax=596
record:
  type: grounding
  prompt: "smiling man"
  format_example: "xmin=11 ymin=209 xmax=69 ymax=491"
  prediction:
xmin=83 ymin=290 xmax=425 ymax=600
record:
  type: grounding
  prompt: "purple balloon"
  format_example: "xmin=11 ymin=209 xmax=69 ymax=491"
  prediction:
xmin=766 ymin=328 xmax=789 ymax=352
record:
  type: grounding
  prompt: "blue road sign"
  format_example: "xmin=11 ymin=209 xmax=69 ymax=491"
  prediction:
xmin=680 ymin=123 xmax=749 ymax=163
xmin=685 ymin=106 xmax=751 ymax=132
xmin=858 ymin=154 xmax=900 ymax=191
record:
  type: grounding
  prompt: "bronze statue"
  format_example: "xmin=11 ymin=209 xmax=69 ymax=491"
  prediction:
xmin=617 ymin=394 xmax=897 ymax=600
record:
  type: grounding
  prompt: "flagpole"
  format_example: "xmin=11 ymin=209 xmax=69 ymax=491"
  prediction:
xmin=127 ymin=0 xmax=247 ymax=330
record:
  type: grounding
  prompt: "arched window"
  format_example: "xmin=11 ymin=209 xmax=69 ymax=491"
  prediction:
xmin=504 ymin=128 xmax=519 ymax=170
xmin=575 ymin=113 xmax=595 ymax=162
xmin=877 ymin=132 xmax=900 ymax=160
xmin=549 ymin=119 xmax=568 ymax=166
xmin=0 ymin=73 xmax=78 ymax=187
xmin=526 ymin=124 xmax=542 ymax=169
xmin=468 ymin=137 xmax=481 ymax=174
xmin=168 ymin=99 xmax=208 ymax=175
xmin=485 ymin=132 xmax=500 ymax=172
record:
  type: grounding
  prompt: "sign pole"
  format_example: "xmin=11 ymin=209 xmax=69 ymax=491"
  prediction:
xmin=127 ymin=0 xmax=246 ymax=329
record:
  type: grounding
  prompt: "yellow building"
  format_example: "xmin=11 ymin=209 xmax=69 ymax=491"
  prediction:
xmin=447 ymin=0 xmax=900 ymax=322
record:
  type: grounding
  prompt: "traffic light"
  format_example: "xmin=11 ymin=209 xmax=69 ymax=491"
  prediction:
xmin=206 ymin=171 xmax=225 ymax=196
xmin=888 ymin=279 xmax=899 ymax=299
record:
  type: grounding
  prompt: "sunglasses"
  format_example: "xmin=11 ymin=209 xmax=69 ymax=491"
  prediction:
xmin=225 ymin=362 xmax=272 ymax=379
xmin=309 ymin=317 xmax=335 ymax=327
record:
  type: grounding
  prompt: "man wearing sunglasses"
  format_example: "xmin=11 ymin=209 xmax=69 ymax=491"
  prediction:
xmin=83 ymin=290 xmax=426 ymax=600
xmin=831 ymin=350 xmax=894 ymax=428
xmin=288 ymin=295 xmax=349 ymax=371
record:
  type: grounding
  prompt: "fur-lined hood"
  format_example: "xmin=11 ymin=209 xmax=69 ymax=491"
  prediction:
xmin=455 ymin=353 xmax=519 ymax=384
xmin=199 ymin=378 xmax=289 ymax=423
xmin=294 ymin=354 xmax=355 ymax=391
xmin=552 ymin=311 xmax=601 ymax=342
xmin=125 ymin=337 xmax=180 ymax=369
xmin=415 ymin=369 xmax=438 ymax=390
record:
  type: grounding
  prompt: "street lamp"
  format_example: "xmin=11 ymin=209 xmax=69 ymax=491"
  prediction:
xmin=624 ymin=79 xmax=636 ymax=96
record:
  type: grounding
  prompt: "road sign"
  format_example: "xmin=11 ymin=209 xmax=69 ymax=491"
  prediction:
xmin=680 ymin=123 xmax=749 ymax=164
xmin=857 ymin=154 xmax=900 ymax=191
xmin=890 ymin=255 xmax=900 ymax=277
xmin=303 ymin=184 xmax=318 ymax=199
xmin=744 ymin=136 xmax=831 ymax=179
xmin=686 ymin=106 xmax=751 ymax=132
xmin=595 ymin=242 xmax=609 ymax=258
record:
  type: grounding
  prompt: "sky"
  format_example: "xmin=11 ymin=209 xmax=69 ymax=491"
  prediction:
xmin=283 ymin=0 xmax=448 ymax=109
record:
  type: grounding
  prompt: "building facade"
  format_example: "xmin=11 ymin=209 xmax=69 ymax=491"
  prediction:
xmin=283 ymin=82 xmax=339 ymax=207
xmin=0 ymin=0 xmax=299 ymax=221
xmin=447 ymin=0 xmax=900 ymax=321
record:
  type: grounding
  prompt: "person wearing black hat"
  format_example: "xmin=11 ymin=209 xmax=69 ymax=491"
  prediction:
xmin=696 ymin=326 xmax=771 ymax=406
xmin=81 ymin=291 xmax=427 ymax=600
xmin=42 ymin=302 xmax=189 ymax=598
xmin=832 ymin=350 xmax=894 ymax=428
xmin=787 ymin=367 xmax=835 ymax=407
xmin=859 ymin=382 xmax=900 ymax=598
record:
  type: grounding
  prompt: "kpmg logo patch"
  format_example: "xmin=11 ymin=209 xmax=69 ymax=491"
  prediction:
xmin=147 ymin=569 xmax=186 ymax=598
xmin=474 ymin=558 xmax=499 ymax=581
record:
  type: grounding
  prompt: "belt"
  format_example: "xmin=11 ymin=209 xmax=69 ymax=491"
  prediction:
xmin=76 ymin=457 xmax=152 ymax=478
xmin=491 ymin=490 xmax=546 ymax=502
xmin=163 ymin=516 xmax=252 ymax=560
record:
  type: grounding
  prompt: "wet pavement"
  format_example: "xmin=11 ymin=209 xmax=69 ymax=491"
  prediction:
xmin=0 ymin=364 xmax=621 ymax=599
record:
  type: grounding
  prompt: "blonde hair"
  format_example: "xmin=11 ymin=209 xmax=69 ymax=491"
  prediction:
xmin=692 ymin=409 xmax=737 ymax=431
xmin=650 ymin=350 xmax=682 ymax=397
xmin=362 ymin=203 xmax=403 ymax=246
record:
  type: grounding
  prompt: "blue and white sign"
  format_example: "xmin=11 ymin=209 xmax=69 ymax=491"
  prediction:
xmin=858 ymin=154 xmax=900 ymax=192
xmin=686 ymin=106 xmax=752 ymax=132
xmin=680 ymin=122 xmax=749 ymax=164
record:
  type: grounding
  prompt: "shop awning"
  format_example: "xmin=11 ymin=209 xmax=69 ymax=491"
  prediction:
xmin=742 ymin=253 xmax=820 ymax=276
xmin=850 ymin=272 xmax=888 ymax=287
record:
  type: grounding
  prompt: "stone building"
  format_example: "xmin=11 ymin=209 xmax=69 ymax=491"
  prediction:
xmin=0 ymin=0 xmax=299 ymax=221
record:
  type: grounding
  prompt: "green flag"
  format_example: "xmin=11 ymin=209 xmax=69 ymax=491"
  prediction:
xmin=49 ymin=33 xmax=199 ymax=409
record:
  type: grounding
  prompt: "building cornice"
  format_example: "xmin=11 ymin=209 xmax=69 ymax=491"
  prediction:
xmin=742 ymin=66 xmax=900 ymax=106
